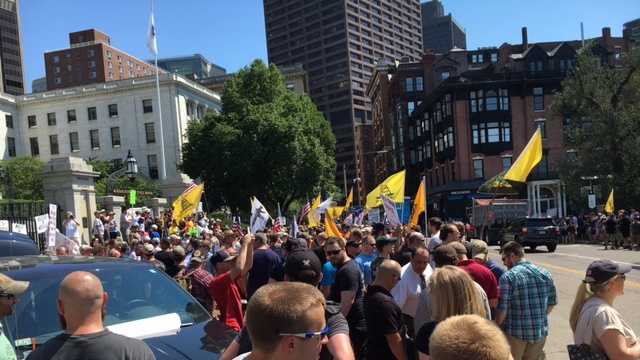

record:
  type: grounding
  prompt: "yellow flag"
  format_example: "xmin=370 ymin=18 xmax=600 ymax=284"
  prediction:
xmin=324 ymin=210 xmax=344 ymax=240
xmin=365 ymin=170 xmax=406 ymax=209
xmin=172 ymin=183 xmax=204 ymax=221
xmin=504 ymin=128 xmax=543 ymax=183
xmin=604 ymin=189 xmax=615 ymax=214
xmin=344 ymin=188 xmax=353 ymax=210
xmin=410 ymin=178 xmax=426 ymax=226
xmin=327 ymin=207 xmax=344 ymax=219
xmin=308 ymin=194 xmax=322 ymax=228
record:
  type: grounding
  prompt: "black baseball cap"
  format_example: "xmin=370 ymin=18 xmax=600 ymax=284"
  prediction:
xmin=284 ymin=250 xmax=322 ymax=284
xmin=284 ymin=238 xmax=308 ymax=253
xmin=210 ymin=250 xmax=237 ymax=269
xmin=584 ymin=260 xmax=632 ymax=284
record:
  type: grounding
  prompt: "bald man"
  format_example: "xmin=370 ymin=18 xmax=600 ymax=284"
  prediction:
xmin=364 ymin=259 xmax=407 ymax=360
xmin=27 ymin=271 xmax=155 ymax=360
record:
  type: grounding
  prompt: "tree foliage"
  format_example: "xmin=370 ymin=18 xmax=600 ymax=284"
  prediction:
xmin=0 ymin=157 xmax=45 ymax=200
xmin=181 ymin=60 xmax=336 ymax=213
xmin=554 ymin=44 xmax=640 ymax=210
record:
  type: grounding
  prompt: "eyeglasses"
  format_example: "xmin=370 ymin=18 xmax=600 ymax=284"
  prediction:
xmin=347 ymin=242 xmax=362 ymax=248
xmin=326 ymin=249 xmax=342 ymax=256
xmin=280 ymin=326 xmax=330 ymax=340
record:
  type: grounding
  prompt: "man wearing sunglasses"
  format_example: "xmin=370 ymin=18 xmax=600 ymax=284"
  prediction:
xmin=0 ymin=274 xmax=29 ymax=360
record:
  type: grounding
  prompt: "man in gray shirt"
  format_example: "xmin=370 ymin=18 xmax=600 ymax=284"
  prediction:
xmin=27 ymin=271 xmax=155 ymax=360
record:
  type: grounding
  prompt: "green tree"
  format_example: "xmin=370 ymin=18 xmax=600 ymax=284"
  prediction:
xmin=554 ymin=44 xmax=640 ymax=210
xmin=181 ymin=60 xmax=336 ymax=213
xmin=0 ymin=157 xmax=45 ymax=200
xmin=87 ymin=159 xmax=161 ymax=199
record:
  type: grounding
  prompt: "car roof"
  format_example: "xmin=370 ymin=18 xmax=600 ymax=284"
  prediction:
xmin=0 ymin=230 xmax=34 ymax=242
xmin=0 ymin=255 xmax=147 ymax=274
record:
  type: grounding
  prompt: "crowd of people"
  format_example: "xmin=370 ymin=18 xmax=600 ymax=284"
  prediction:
xmin=560 ymin=210 xmax=640 ymax=250
xmin=1 ymin=208 xmax=637 ymax=360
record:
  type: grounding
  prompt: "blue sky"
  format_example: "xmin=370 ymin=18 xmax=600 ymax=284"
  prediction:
xmin=21 ymin=0 xmax=638 ymax=92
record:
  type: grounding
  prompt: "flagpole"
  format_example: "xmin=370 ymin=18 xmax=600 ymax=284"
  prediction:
xmin=151 ymin=0 xmax=167 ymax=180
xmin=423 ymin=176 xmax=428 ymax=236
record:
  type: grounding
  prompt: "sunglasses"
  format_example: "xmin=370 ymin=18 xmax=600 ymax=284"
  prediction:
xmin=326 ymin=249 xmax=342 ymax=256
xmin=347 ymin=242 xmax=362 ymax=248
xmin=280 ymin=326 xmax=330 ymax=340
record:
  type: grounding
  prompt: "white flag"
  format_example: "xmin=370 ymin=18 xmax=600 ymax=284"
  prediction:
xmin=250 ymin=197 xmax=271 ymax=234
xmin=381 ymin=195 xmax=401 ymax=227
xmin=291 ymin=215 xmax=299 ymax=238
xmin=147 ymin=11 xmax=158 ymax=55
xmin=317 ymin=197 xmax=333 ymax=214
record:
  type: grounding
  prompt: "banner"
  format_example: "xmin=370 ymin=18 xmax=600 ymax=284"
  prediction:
xmin=35 ymin=214 xmax=49 ymax=234
xmin=0 ymin=220 xmax=8 ymax=232
xmin=172 ymin=183 xmax=204 ymax=221
xmin=504 ymin=128 xmax=543 ymax=182
xmin=365 ymin=170 xmax=406 ymax=209
xmin=250 ymin=197 xmax=271 ymax=234
xmin=381 ymin=195 xmax=401 ymax=227
xmin=48 ymin=204 xmax=58 ymax=248
xmin=12 ymin=223 xmax=27 ymax=235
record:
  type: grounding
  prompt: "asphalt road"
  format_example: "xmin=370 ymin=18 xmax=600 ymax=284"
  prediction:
xmin=489 ymin=244 xmax=640 ymax=360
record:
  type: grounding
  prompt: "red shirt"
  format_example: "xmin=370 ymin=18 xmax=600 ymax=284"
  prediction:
xmin=207 ymin=271 xmax=243 ymax=332
xmin=457 ymin=259 xmax=499 ymax=301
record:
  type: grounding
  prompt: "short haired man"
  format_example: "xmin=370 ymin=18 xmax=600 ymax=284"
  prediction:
xmin=427 ymin=217 xmax=443 ymax=251
xmin=237 ymin=282 xmax=328 ymax=360
xmin=0 ymin=274 xmax=29 ymax=360
xmin=246 ymin=232 xmax=283 ymax=299
xmin=325 ymin=237 xmax=367 ymax=355
xmin=429 ymin=314 xmax=512 ymax=360
xmin=497 ymin=241 xmax=557 ymax=360
xmin=393 ymin=232 xmax=426 ymax=266
xmin=355 ymin=235 xmax=377 ymax=286
xmin=390 ymin=246 xmax=433 ymax=337
xmin=26 ymin=271 xmax=154 ymax=360
xmin=438 ymin=224 xmax=460 ymax=245
xmin=470 ymin=239 xmax=505 ymax=281
xmin=451 ymin=241 xmax=499 ymax=310
xmin=364 ymin=259 xmax=406 ymax=360
xmin=370 ymin=237 xmax=397 ymax=283
xmin=141 ymin=243 xmax=165 ymax=272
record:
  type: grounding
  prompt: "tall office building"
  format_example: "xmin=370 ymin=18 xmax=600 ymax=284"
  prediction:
xmin=421 ymin=0 xmax=466 ymax=53
xmin=263 ymin=0 xmax=423 ymax=184
xmin=0 ymin=0 xmax=25 ymax=95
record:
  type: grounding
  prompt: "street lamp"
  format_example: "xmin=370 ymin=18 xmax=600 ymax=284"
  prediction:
xmin=125 ymin=150 xmax=138 ymax=180
xmin=106 ymin=150 xmax=139 ymax=195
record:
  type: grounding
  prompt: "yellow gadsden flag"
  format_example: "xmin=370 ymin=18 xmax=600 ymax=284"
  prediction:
xmin=307 ymin=195 xmax=322 ymax=228
xmin=344 ymin=187 xmax=354 ymax=210
xmin=365 ymin=170 xmax=406 ymax=209
xmin=604 ymin=189 xmax=615 ymax=214
xmin=172 ymin=183 xmax=204 ymax=221
xmin=324 ymin=210 xmax=344 ymax=240
xmin=504 ymin=127 xmax=543 ymax=183
xmin=327 ymin=207 xmax=344 ymax=219
xmin=410 ymin=178 xmax=426 ymax=226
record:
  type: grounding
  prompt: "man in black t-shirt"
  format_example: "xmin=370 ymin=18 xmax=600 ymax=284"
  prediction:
xmin=325 ymin=237 xmax=367 ymax=356
xmin=364 ymin=259 xmax=407 ymax=360
xmin=27 ymin=271 xmax=154 ymax=360
xmin=605 ymin=214 xmax=619 ymax=249
xmin=246 ymin=233 xmax=283 ymax=299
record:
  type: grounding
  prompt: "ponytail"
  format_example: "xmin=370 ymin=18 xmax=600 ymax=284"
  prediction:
xmin=569 ymin=282 xmax=592 ymax=333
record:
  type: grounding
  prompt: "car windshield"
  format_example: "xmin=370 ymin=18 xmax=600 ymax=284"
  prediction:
xmin=2 ymin=264 xmax=210 ymax=349
xmin=526 ymin=218 xmax=556 ymax=227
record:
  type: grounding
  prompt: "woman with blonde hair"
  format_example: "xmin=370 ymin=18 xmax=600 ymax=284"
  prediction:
xmin=415 ymin=265 xmax=488 ymax=360
xmin=569 ymin=260 xmax=639 ymax=359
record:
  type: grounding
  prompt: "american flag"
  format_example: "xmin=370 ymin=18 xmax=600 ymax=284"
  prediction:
xmin=272 ymin=217 xmax=283 ymax=233
xmin=299 ymin=201 xmax=311 ymax=224
xmin=231 ymin=216 xmax=243 ymax=235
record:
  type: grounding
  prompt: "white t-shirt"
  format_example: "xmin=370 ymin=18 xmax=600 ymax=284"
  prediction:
xmin=574 ymin=297 xmax=638 ymax=354
xmin=232 ymin=352 xmax=251 ymax=360
xmin=391 ymin=262 xmax=434 ymax=318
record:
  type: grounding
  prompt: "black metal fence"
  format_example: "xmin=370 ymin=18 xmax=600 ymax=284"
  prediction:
xmin=0 ymin=200 xmax=63 ymax=251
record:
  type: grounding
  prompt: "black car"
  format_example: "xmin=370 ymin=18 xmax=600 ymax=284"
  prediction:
xmin=501 ymin=217 xmax=559 ymax=252
xmin=0 ymin=256 xmax=236 ymax=359
xmin=0 ymin=231 xmax=40 ymax=257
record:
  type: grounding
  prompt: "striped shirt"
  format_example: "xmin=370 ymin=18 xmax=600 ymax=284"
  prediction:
xmin=498 ymin=260 xmax=557 ymax=341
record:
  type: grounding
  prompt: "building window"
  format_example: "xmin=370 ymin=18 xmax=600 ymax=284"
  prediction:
xmin=491 ymin=53 xmax=498 ymax=63
xmin=53 ymin=55 xmax=59 ymax=63
xmin=5 ymin=115 xmax=13 ymax=129
xmin=405 ymin=77 xmax=414 ymax=92
xmin=107 ymin=51 xmax=112 ymax=60
xmin=88 ymin=60 xmax=96 ymax=68
xmin=88 ymin=107 xmax=97 ymax=120
xmin=499 ymin=89 xmax=509 ymax=110
xmin=89 ymin=71 xmax=97 ymax=79
xmin=49 ymin=135 xmax=59 ymax=155
xmin=487 ymin=122 xmax=500 ymax=142
xmin=473 ymin=159 xmax=484 ymax=179
xmin=28 ymin=115 xmax=37 ymax=128
xmin=108 ymin=104 xmax=118 ymax=117
xmin=415 ymin=77 xmax=423 ymax=91
xmin=535 ymin=119 xmax=546 ymax=139
xmin=533 ymin=87 xmax=544 ymax=111
xmin=143 ymin=99 xmax=153 ymax=113
xmin=54 ymin=77 xmax=61 ymax=84
xmin=69 ymin=132 xmax=79 ymax=152
xmin=147 ymin=154 xmax=159 ymax=179
xmin=441 ymin=71 xmax=450 ymax=80
xmin=88 ymin=49 xmax=95 ymax=57
xmin=89 ymin=129 xmax=100 ymax=150
xmin=502 ymin=156 xmax=512 ymax=170
xmin=485 ymin=90 xmax=498 ymax=111
xmin=528 ymin=60 xmax=543 ymax=73
xmin=54 ymin=66 xmax=60 ymax=74
xmin=472 ymin=122 xmax=511 ymax=144
xmin=67 ymin=65 xmax=72 ymax=72
xmin=502 ymin=122 xmax=511 ymax=142
xmin=45 ymin=112 xmax=56 ymax=126
xmin=145 ymin=123 xmax=156 ymax=143
xmin=111 ymin=127 xmax=121 ymax=147
xmin=67 ymin=109 xmax=76 ymax=123
xmin=29 ymin=137 xmax=39 ymax=156
xmin=7 ymin=137 xmax=15 ymax=157
xmin=407 ymin=101 xmax=415 ymax=115
xmin=470 ymin=90 xmax=484 ymax=112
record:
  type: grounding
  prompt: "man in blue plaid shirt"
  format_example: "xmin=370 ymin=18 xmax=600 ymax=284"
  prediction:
xmin=496 ymin=241 xmax=557 ymax=360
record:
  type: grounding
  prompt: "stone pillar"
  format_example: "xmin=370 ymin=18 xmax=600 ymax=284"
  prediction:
xmin=42 ymin=157 xmax=100 ymax=245
xmin=97 ymin=195 xmax=126 ymax=231
xmin=146 ymin=197 xmax=168 ymax=219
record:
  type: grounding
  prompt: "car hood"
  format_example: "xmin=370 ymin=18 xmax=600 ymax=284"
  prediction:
xmin=144 ymin=320 xmax=237 ymax=360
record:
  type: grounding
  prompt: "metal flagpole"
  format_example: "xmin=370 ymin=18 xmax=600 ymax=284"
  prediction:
xmin=151 ymin=0 xmax=167 ymax=180
xmin=423 ymin=176 xmax=428 ymax=237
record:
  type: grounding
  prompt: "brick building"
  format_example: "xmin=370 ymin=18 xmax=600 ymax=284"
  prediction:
xmin=366 ymin=26 xmax=631 ymax=220
xmin=44 ymin=29 xmax=158 ymax=91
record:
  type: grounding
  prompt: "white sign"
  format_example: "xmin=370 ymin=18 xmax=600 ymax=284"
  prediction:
xmin=368 ymin=208 xmax=380 ymax=223
xmin=48 ymin=204 xmax=58 ymax=248
xmin=588 ymin=194 xmax=596 ymax=209
xmin=12 ymin=223 xmax=27 ymax=235
xmin=35 ymin=214 xmax=49 ymax=234
xmin=0 ymin=220 xmax=8 ymax=231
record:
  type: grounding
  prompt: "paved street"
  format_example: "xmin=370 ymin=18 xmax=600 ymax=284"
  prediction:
xmin=489 ymin=244 xmax=640 ymax=360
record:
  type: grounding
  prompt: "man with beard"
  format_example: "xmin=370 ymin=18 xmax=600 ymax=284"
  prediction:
xmin=27 ymin=271 xmax=155 ymax=360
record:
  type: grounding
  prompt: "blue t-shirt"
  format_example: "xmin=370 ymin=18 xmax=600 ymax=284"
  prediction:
xmin=321 ymin=261 xmax=336 ymax=286
xmin=355 ymin=252 xmax=377 ymax=285
xmin=486 ymin=258 xmax=506 ymax=281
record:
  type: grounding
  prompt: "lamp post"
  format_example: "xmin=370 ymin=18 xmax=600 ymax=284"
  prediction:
xmin=106 ymin=150 xmax=139 ymax=195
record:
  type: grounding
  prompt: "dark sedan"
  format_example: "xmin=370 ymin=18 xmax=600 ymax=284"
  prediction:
xmin=0 ymin=255 xmax=236 ymax=359
xmin=501 ymin=217 xmax=559 ymax=252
